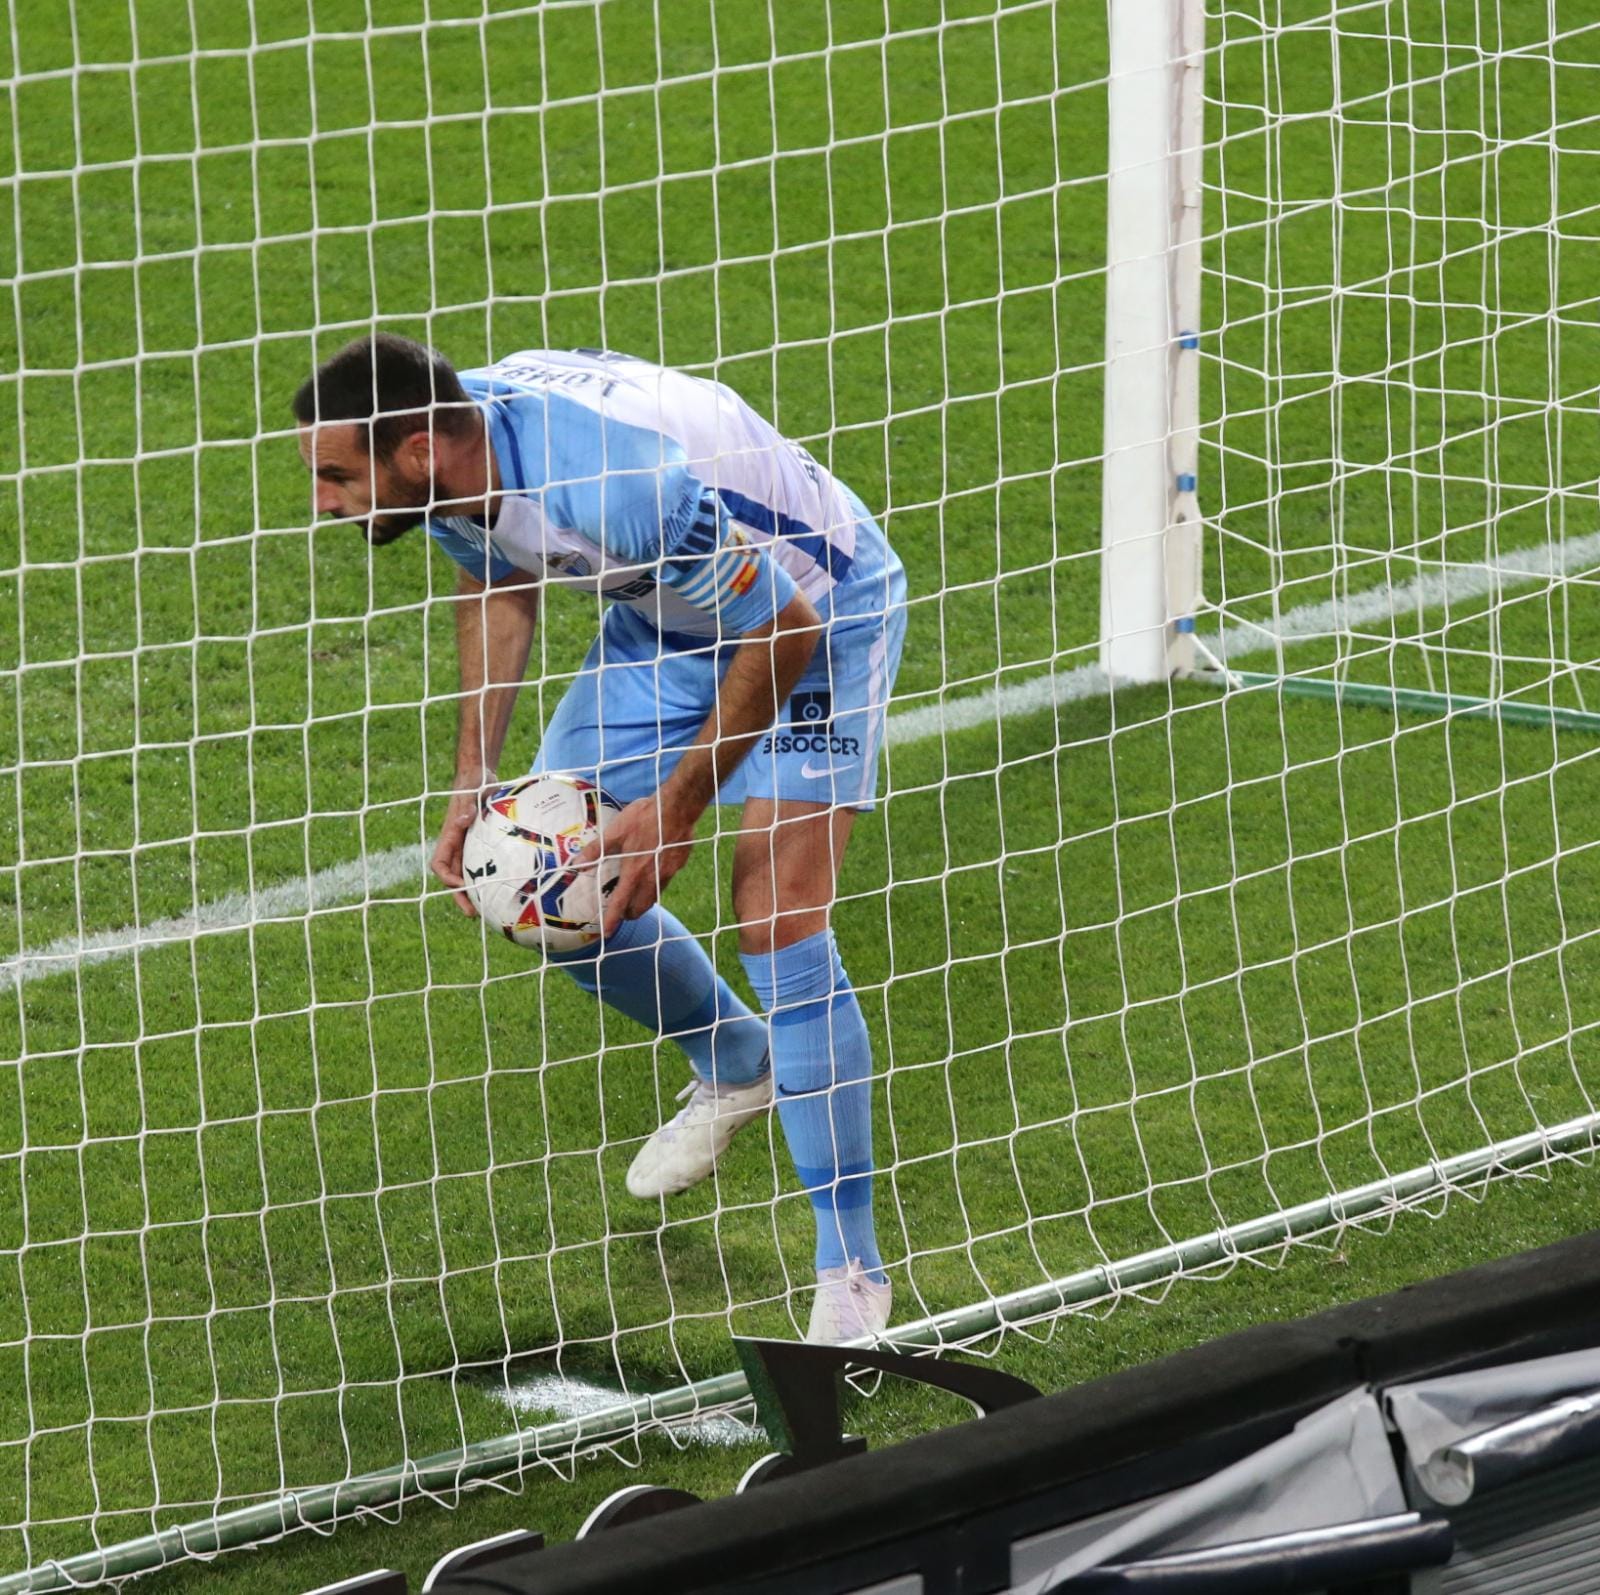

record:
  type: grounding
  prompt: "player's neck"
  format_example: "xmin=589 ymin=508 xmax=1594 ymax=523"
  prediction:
xmin=432 ymin=414 xmax=502 ymax=526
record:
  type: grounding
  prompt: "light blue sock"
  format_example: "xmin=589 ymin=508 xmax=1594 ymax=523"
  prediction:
xmin=549 ymin=907 xmax=769 ymax=1087
xmin=740 ymin=929 xmax=883 ymax=1281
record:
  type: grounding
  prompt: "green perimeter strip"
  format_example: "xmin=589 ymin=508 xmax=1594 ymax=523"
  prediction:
xmin=8 ymin=1116 xmax=1600 ymax=1590
xmin=1201 ymin=670 xmax=1600 ymax=735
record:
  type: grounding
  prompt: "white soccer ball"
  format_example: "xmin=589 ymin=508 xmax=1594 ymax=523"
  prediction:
xmin=460 ymin=774 xmax=623 ymax=954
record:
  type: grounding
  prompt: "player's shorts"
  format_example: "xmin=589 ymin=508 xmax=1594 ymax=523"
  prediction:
xmin=531 ymin=502 xmax=907 ymax=812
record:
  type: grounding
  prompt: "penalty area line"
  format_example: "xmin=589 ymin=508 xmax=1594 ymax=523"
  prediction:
xmin=6 ymin=530 xmax=1599 ymax=994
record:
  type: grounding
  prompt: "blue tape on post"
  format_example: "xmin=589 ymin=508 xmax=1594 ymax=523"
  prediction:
xmin=1175 ymin=616 xmax=1196 ymax=634
xmin=1176 ymin=473 xmax=1197 ymax=492
xmin=1179 ymin=333 xmax=1200 ymax=349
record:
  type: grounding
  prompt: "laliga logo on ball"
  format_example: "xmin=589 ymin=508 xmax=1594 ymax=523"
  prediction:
xmin=460 ymin=774 xmax=622 ymax=952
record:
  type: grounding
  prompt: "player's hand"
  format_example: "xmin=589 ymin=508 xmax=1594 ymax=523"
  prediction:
xmin=579 ymin=791 xmax=699 ymax=935
xmin=432 ymin=778 xmax=492 ymax=916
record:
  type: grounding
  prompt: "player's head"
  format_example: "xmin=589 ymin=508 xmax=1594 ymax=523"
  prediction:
xmin=293 ymin=333 xmax=477 ymax=545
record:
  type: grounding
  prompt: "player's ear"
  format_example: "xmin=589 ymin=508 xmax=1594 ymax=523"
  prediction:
xmin=395 ymin=428 xmax=434 ymax=481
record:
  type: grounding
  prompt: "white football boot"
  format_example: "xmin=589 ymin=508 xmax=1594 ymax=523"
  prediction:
xmin=625 ymin=1069 xmax=773 ymax=1198
xmin=805 ymin=1259 xmax=893 ymax=1345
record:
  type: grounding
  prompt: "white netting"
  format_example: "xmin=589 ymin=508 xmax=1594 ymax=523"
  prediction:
xmin=1 ymin=0 xmax=1598 ymax=1581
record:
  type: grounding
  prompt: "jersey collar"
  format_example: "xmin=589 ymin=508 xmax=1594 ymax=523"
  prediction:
xmin=481 ymin=396 xmax=527 ymax=500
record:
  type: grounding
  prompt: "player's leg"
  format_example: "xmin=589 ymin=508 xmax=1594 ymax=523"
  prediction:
xmin=546 ymin=909 xmax=771 ymax=1109
xmin=734 ymin=800 xmax=889 ymax=1344
xmin=536 ymin=619 xmax=772 ymax=1175
xmin=730 ymin=529 xmax=905 ymax=1341
xmin=551 ymin=909 xmax=774 ymax=1199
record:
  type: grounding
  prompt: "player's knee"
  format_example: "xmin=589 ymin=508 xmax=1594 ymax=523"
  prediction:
xmin=736 ymin=901 xmax=830 ymax=957
xmin=731 ymin=872 xmax=769 ymax=944
xmin=732 ymin=856 xmax=835 ymax=953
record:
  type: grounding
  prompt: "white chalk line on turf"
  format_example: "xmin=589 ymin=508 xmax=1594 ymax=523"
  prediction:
xmin=491 ymin=1371 xmax=758 ymax=1449
xmin=6 ymin=530 xmax=1599 ymax=994
xmin=1 ymin=845 xmax=434 ymax=994
xmin=890 ymin=527 xmax=1600 ymax=745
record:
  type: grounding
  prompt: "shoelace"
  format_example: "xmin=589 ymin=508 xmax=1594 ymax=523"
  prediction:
xmin=664 ymin=1076 xmax=743 ymax=1129
xmin=675 ymin=1074 xmax=765 ymax=1109
xmin=656 ymin=1079 xmax=708 ymax=1135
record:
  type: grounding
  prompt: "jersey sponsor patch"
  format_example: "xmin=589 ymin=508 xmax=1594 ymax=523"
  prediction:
xmin=788 ymin=689 xmax=832 ymax=727
xmin=763 ymin=691 xmax=858 ymax=758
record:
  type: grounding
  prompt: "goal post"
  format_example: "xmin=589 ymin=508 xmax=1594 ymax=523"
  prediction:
xmin=1099 ymin=0 xmax=1205 ymax=684
xmin=1102 ymin=0 xmax=1600 ymax=734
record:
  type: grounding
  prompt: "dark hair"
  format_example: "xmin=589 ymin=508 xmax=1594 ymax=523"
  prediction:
xmin=292 ymin=333 xmax=475 ymax=460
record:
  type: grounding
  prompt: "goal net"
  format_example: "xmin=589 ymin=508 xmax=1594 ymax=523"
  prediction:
xmin=2 ymin=0 xmax=1598 ymax=1582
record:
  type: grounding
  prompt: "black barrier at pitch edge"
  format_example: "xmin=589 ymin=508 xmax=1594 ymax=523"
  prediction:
xmin=412 ymin=1228 xmax=1600 ymax=1594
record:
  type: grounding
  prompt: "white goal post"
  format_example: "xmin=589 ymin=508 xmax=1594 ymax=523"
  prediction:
xmin=1100 ymin=0 xmax=1206 ymax=683
xmin=1102 ymin=0 xmax=1600 ymax=717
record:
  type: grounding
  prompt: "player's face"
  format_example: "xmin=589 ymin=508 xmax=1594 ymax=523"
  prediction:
xmin=298 ymin=422 xmax=430 ymax=546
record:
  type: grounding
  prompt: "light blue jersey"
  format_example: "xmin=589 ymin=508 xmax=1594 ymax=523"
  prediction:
xmin=427 ymin=348 xmax=897 ymax=643
xmin=428 ymin=349 xmax=906 ymax=809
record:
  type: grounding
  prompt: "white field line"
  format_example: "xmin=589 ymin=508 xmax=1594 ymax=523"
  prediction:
xmin=890 ymin=527 xmax=1600 ymax=745
xmin=1 ymin=846 xmax=434 ymax=993
xmin=490 ymin=1372 xmax=759 ymax=1449
xmin=6 ymin=532 xmax=1599 ymax=994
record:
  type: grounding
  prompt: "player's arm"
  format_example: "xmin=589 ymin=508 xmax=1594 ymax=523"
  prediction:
xmin=664 ymin=591 xmax=820 ymax=813
xmin=557 ymin=451 xmax=818 ymax=928
xmin=595 ymin=588 xmax=820 ymax=932
xmin=432 ymin=564 xmax=542 ymax=915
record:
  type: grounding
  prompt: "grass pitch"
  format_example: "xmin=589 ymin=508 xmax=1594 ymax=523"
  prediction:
xmin=2 ymin=0 xmax=1599 ymax=1585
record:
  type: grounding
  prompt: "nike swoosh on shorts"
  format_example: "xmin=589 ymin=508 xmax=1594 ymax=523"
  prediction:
xmin=801 ymin=760 xmax=848 ymax=779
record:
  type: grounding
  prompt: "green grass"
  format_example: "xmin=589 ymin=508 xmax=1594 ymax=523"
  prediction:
xmin=127 ymin=1155 xmax=1600 ymax=1595
xmin=2 ymin=0 xmax=1600 ymax=1586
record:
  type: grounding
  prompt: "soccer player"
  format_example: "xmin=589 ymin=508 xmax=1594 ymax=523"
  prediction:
xmin=294 ymin=336 xmax=906 ymax=1344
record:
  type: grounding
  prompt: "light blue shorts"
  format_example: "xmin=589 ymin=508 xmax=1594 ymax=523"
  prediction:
xmin=532 ymin=542 xmax=907 ymax=812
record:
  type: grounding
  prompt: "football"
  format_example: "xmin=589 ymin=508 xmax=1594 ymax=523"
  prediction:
xmin=461 ymin=774 xmax=623 ymax=953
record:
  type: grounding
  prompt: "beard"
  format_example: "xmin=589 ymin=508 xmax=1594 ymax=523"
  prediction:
xmin=356 ymin=477 xmax=432 ymax=545
xmin=361 ymin=507 xmax=426 ymax=546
